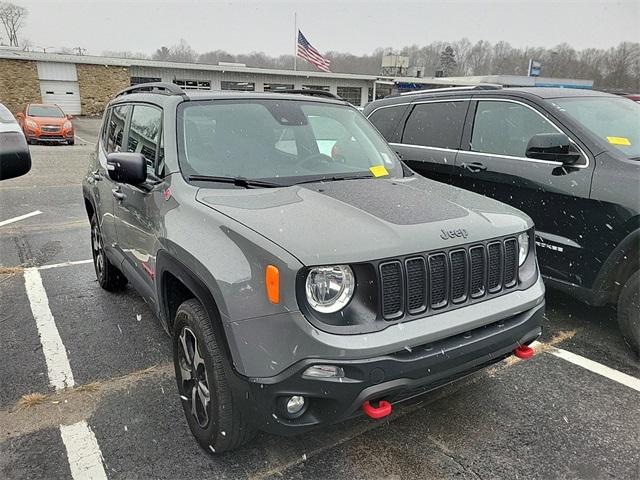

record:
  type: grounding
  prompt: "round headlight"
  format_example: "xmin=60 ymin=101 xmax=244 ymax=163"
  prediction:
xmin=518 ymin=232 xmax=529 ymax=266
xmin=305 ymin=265 xmax=355 ymax=313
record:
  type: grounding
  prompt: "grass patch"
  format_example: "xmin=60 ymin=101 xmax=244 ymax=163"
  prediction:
xmin=16 ymin=392 xmax=48 ymax=411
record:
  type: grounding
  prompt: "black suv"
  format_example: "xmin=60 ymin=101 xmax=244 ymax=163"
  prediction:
xmin=364 ymin=87 xmax=640 ymax=353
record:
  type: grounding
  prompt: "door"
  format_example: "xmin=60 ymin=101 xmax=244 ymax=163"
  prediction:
xmin=453 ymin=98 xmax=595 ymax=284
xmin=91 ymin=104 xmax=129 ymax=266
xmin=113 ymin=104 xmax=165 ymax=307
xmin=39 ymin=80 xmax=81 ymax=115
xmin=392 ymin=100 xmax=468 ymax=184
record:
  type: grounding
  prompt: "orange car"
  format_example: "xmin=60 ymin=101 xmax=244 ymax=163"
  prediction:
xmin=16 ymin=103 xmax=75 ymax=145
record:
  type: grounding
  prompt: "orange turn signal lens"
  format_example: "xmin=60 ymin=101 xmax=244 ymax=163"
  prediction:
xmin=265 ymin=265 xmax=280 ymax=304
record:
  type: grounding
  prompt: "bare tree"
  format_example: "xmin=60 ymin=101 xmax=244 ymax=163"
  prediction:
xmin=0 ymin=2 xmax=27 ymax=47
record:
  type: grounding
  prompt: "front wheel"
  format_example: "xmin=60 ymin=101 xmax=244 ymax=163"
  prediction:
xmin=617 ymin=270 xmax=640 ymax=355
xmin=173 ymin=299 xmax=255 ymax=453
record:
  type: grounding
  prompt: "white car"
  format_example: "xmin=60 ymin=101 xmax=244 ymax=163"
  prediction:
xmin=0 ymin=103 xmax=23 ymax=134
xmin=0 ymin=102 xmax=31 ymax=181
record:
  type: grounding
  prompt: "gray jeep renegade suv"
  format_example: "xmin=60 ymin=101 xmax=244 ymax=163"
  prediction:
xmin=82 ymin=83 xmax=545 ymax=453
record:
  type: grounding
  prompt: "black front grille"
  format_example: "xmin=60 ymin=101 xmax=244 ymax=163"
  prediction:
xmin=450 ymin=250 xmax=467 ymax=303
xmin=428 ymin=253 xmax=448 ymax=309
xmin=380 ymin=237 xmax=518 ymax=321
xmin=469 ymin=246 xmax=486 ymax=298
xmin=503 ymin=238 xmax=518 ymax=287
xmin=380 ymin=261 xmax=403 ymax=319
xmin=405 ymin=257 xmax=427 ymax=314
xmin=487 ymin=242 xmax=502 ymax=293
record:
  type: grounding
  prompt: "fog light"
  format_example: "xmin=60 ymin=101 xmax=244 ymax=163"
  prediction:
xmin=303 ymin=365 xmax=345 ymax=379
xmin=286 ymin=395 xmax=306 ymax=415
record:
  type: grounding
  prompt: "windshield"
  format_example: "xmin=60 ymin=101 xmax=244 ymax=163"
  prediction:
xmin=27 ymin=105 xmax=65 ymax=118
xmin=550 ymin=96 xmax=640 ymax=160
xmin=178 ymin=99 xmax=402 ymax=185
xmin=0 ymin=103 xmax=16 ymax=123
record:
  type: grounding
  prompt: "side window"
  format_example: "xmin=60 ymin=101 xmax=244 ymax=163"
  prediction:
xmin=100 ymin=109 xmax=111 ymax=147
xmin=107 ymin=105 xmax=129 ymax=153
xmin=402 ymin=101 xmax=467 ymax=149
xmin=367 ymin=105 xmax=405 ymax=141
xmin=471 ymin=101 xmax=558 ymax=158
xmin=127 ymin=105 xmax=163 ymax=174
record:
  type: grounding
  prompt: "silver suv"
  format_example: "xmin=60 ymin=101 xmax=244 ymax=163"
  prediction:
xmin=82 ymin=83 xmax=545 ymax=453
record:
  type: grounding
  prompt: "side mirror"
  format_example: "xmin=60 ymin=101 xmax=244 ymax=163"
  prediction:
xmin=106 ymin=152 xmax=146 ymax=185
xmin=0 ymin=132 xmax=32 ymax=181
xmin=526 ymin=133 xmax=582 ymax=165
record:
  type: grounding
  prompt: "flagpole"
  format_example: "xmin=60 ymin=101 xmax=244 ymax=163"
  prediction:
xmin=293 ymin=12 xmax=297 ymax=71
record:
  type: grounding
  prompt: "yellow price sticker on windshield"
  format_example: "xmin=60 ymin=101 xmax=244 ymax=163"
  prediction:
xmin=370 ymin=165 xmax=389 ymax=177
xmin=607 ymin=136 xmax=631 ymax=146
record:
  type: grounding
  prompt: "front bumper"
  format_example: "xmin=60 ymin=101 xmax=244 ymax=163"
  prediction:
xmin=240 ymin=299 xmax=544 ymax=435
xmin=26 ymin=131 xmax=74 ymax=142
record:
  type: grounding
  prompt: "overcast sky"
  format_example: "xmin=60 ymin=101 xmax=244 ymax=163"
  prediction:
xmin=15 ymin=0 xmax=640 ymax=56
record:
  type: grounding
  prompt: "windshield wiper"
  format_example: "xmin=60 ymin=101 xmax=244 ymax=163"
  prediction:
xmin=293 ymin=174 xmax=374 ymax=186
xmin=188 ymin=175 xmax=283 ymax=188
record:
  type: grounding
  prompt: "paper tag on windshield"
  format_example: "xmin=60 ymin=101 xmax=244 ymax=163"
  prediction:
xmin=607 ymin=136 xmax=631 ymax=146
xmin=370 ymin=165 xmax=389 ymax=177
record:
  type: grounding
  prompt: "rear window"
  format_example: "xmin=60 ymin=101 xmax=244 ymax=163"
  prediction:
xmin=402 ymin=101 xmax=467 ymax=149
xmin=0 ymin=104 xmax=16 ymax=124
xmin=27 ymin=105 xmax=65 ymax=118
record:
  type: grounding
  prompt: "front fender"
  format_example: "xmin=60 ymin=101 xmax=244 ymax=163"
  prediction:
xmin=592 ymin=226 xmax=640 ymax=304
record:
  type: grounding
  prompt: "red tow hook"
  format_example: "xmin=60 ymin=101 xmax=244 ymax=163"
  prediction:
xmin=513 ymin=344 xmax=535 ymax=360
xmin=363 ymin=400 xmax=393 ymax=419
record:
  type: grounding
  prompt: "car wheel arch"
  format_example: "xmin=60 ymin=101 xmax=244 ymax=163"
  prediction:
xmin=83 ymin=189 xmax=95 ymax=221
xmin=155 ymin=249 xmax=230 ymax=338
xmin=594 ymin=227 xmax=640 ymax=304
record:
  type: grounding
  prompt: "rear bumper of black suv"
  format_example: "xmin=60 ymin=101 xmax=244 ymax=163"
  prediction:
xmin=240 ymin=300 xmax=544 ymax=435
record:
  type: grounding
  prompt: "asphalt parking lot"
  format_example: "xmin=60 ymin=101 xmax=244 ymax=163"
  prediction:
xmin=1 ymin=118 xmax=639 ymax=480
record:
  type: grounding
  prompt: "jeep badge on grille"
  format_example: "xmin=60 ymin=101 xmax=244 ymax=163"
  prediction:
xmin=440 ymin=228 xmax=469 ymax=240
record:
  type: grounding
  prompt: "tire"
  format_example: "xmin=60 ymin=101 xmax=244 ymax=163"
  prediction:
xmin=617 ymin=270 xmax=640 ymax=355
xmin=67 ymin=139 xmax=75 ymax=146
xmin=173 ymin=298 xmax=255 ymax=453
xmin=90 ymin=214 xmax=127 ymax=291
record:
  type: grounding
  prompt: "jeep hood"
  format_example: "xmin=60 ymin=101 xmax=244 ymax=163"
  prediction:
xmin=196 ymin=176 xmax=532 ymax=265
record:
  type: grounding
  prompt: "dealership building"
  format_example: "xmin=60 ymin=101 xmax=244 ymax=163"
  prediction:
xmin=0 ymin=48 xmax=594 ymax=116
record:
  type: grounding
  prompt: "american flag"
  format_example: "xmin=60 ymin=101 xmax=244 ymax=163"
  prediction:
xmin=297 ymin=30 xmax=331 ymax=73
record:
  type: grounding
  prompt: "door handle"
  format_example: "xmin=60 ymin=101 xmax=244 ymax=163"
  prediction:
xmin=112 ymin=188 xmax=126 ymax=201
xmin=462 ymin=161 xmax=487 ymax=173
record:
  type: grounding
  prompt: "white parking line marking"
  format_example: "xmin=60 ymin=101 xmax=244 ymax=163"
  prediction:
xmin=60 ymin=421 xmax=108 ymax=480
xmin=23 ymin=267 xmax=75 ymax=390
xmin=38 ymin=259 xmax=93 ymax=270
xmin=547 ymin=346 xmax=640 ymax=392
xmin=531 ymin=340 xmax=640 ymax=392
xmin=74 ymin=134 xmax=95 ymax=146
xmin=0 ymin=210 xmax=42 ymax=227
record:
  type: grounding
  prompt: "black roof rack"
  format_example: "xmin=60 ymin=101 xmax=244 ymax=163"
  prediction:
xmin=394 ymin=84 xmax=503 ymax=97
xmin=115 ymin=82 xmax=188 ymax=99
xmin=275 ymin=89 xmax=342 ymax=100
